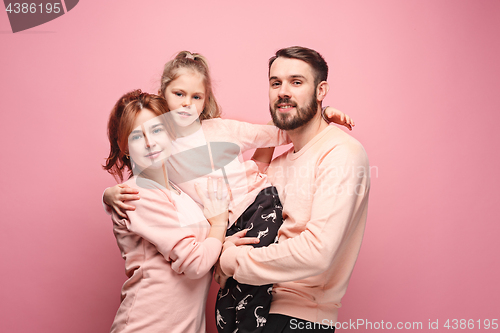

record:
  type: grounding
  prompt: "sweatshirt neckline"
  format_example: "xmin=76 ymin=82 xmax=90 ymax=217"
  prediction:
xmin=288 ymin=125 xmax=334 ymax=160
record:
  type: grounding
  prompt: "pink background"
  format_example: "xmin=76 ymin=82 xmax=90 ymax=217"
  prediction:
xmin=1 ymin=0 xmax=499 ymax=332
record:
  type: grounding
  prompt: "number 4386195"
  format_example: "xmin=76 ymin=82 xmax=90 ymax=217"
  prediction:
xmin=5 ymin=3 xmax=61 ymax=14
xmin=444 ymin=319 xmax=498 ymax=330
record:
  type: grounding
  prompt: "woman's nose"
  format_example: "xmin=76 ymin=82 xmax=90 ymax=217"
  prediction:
xmin=144 ymin=133 xmax=155 ymax=148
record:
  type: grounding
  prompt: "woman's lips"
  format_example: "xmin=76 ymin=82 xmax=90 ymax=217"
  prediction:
xmin=146 ymin=151 xmax=162 ymax=159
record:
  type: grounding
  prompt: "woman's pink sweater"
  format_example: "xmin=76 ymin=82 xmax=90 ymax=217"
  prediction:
xmin=110 ymin=177 xmax=222 ymax=333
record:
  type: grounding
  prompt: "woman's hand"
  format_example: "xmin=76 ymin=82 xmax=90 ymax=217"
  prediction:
xmin=323 ymin=107 xmax=355 ymax=130
xmin=103 ymin=184 xmax=140 ymax=218
xmin=225 ymin=229 xmax=260 ymax=247
xmin=214 ymin=229 xmax=260 ymax=288
xmin=195 ymin=177 xmax=230 ymax=227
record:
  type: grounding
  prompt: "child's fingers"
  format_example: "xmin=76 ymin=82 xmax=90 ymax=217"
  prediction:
xmin=194 ymin=183 xmax=207 ymax=205
xmin=114 ymin=207 xmax=127 ymax=218
xmin=206 ymin=177 xmax=215 ymax=200
xmin=118 ymin=201 xmax=136 ymax=211
xmin=120 ymin=194 xmax=140 ymax=201
xmin=217 ymin=178 xmax=223 ymax=200
xmin=227 ymin=229 xmax=249 ymax=239
xmin=232 ymin=237 xmax=260 ymax=246
xmin=119 ymin=187 xmax=140 ymax=195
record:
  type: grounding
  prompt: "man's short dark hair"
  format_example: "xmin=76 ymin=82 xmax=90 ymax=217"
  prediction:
xmin=269 ymin=46 xmax=328 ymax=87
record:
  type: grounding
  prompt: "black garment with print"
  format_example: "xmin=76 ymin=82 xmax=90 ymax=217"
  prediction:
xmin=216 ymin=186 xmax=283 ymax=333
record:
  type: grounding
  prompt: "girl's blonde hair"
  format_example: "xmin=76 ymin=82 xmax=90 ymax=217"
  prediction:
xmin=159 ymin=51 xmax=221 ymax=121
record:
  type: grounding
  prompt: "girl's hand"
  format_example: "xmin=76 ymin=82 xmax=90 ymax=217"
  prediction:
xmin=195 ymin=177 xmax=230 ymax=227
xmin=324 ymin=107 xmax=355 ymax=130
xmin=103 ymin=184 xmax=140 ymax=218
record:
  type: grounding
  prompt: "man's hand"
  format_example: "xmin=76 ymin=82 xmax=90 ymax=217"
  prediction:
xmin=103 ymin=184 xmax=140 ymax=218
xmin=214 ymin=229 xmax=259 ymax=288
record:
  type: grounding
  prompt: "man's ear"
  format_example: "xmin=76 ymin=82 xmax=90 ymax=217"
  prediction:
xmin=316 ymin=81 xmax=329 ymax=102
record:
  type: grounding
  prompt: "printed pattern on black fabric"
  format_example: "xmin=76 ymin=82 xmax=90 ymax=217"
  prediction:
xmin=216 ymin=186 xmax=283 ymax=333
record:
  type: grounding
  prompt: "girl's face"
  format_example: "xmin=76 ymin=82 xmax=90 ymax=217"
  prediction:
xmin=128 ymin=109 xmax=172 ymax=171
xmin=164 ymin=68 xmax=206 ymax=130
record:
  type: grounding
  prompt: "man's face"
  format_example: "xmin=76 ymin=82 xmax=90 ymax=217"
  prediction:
xmin=269 ymin=57 xmax=318 ymax=131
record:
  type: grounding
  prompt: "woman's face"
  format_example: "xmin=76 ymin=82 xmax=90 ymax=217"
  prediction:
xmin=128 ymin=109 xmax=172 ymax=170
xmin=163 ymin=68 xmax=206 ymax=130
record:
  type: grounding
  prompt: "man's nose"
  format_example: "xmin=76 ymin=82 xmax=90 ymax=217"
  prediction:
xmin=278 ymin=84 xmax=291 ymax=99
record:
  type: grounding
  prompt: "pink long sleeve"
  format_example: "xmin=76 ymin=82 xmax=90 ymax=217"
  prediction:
xmin=211 ymin=118 xmax=290 ymax=152
xmin=110 ymin=177 xmax=221 ymax=333
xmin=220 ymin=142 xmax=369 ymax=281
xmin=116 ymin=178 xmax=222 ymax=279
xmin=219 ymin=126 xmax=370 ymax=323
xmin=167 ymin=118 xmax=291 ymax=225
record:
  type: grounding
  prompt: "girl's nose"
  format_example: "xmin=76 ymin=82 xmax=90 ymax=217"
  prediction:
xmin=182 ymin=97 xmax=191 ymax=107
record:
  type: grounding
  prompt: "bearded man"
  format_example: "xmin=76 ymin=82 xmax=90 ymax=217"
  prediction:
xmin=218 ymin=46 xmax=370 ymax=333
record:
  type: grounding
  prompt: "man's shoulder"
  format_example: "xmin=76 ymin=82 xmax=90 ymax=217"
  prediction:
xmin=309 ymin=126 xmax=369 ymax=172
xmin=323 ymin=126 xmax=367 ymax=154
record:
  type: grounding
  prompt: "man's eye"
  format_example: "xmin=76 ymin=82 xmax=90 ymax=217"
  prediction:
xmin=292 ymin=81 xmax=301 ymax=85
xmin=271 ymin=82 xmax=281 ymax=87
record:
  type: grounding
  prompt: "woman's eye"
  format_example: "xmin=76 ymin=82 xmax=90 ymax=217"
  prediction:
xmin=131 ymin=134 xmax=142 ymax=141
xmin=153 ymin=127 xmax=164 ymax=134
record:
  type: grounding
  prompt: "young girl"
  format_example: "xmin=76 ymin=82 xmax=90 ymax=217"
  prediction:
xmin=103 ymin=90 xmax=247 ymax=333
xmin=104 ymin=51 xmax=355 ymax=333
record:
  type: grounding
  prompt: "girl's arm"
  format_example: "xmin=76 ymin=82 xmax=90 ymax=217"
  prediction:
xmin=251 ymin=120 xmax=277 ymax=168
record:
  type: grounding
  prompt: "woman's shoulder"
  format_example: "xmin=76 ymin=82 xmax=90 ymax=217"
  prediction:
xmin=124 ymin=176 xmax=174 ymax=204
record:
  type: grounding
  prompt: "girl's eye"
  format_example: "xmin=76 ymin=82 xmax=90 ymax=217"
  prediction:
xmin=152 ymin=127 xmax=164 ymax=134
xmin=193 ymin=95 xmax=201 ymax=100
xmin=131 ymin=134 xmax=142 ymax=141
xmin=175 ymin=92 xmax=183 ymax=97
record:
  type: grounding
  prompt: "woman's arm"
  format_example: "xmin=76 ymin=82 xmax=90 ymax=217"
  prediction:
xmin=123 ymin=179 xmax=226 ymax=279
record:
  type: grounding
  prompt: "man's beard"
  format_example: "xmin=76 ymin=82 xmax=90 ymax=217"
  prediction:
xmin=270 ymin=93 xmax=318 ymax=131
